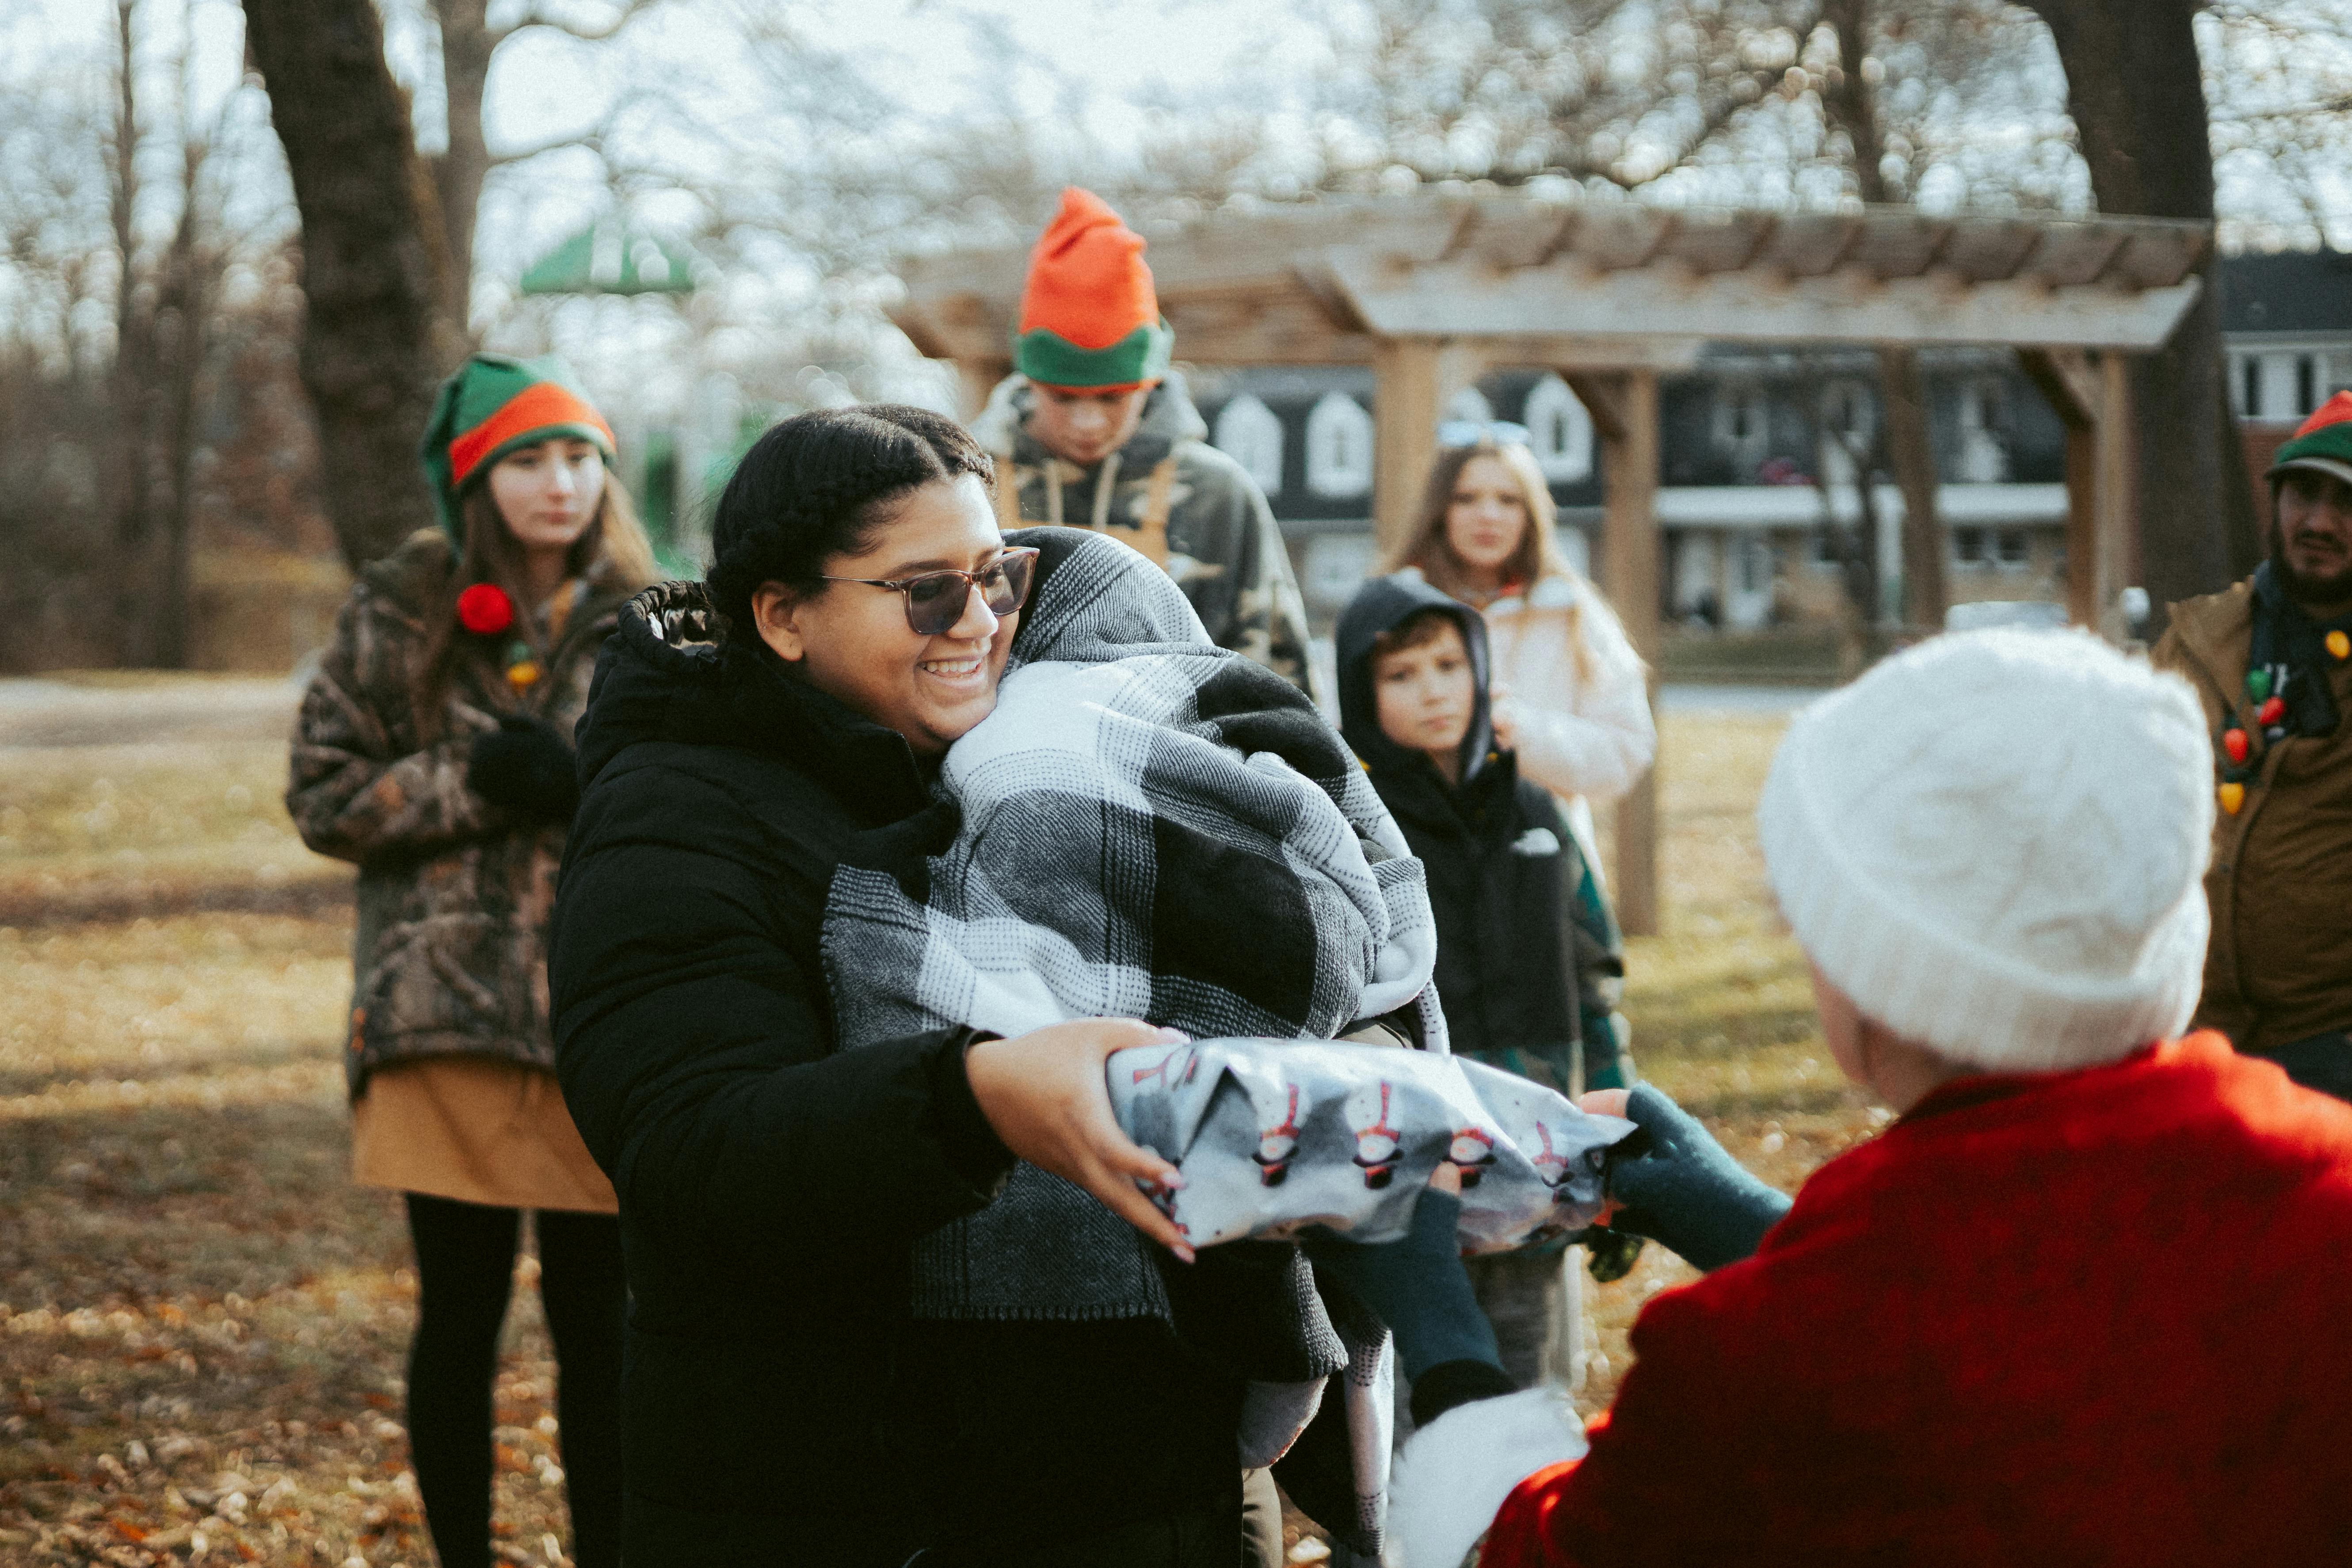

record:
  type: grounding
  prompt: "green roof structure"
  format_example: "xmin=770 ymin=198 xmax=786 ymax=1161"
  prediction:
xmin=519 ymin=218 xmax=699 ymax=297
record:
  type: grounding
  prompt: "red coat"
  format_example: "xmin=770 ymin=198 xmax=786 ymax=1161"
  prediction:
xmin=1483 ymin=1034 xmax=2352 ymax=1567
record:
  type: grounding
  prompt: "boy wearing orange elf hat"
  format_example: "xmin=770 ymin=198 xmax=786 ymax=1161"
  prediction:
xmin=972 ymin=187 xmax=1315 ymax=696
xmin=2154 ymin=388 xmax=2352 ymax=1102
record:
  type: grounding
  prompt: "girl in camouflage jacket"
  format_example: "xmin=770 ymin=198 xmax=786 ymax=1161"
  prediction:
xmin=286 ymin=355 xmax=657 ymax=1568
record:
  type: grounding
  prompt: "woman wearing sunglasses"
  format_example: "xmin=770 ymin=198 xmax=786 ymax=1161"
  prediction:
xmin=548 ymin=405 xmax=1242 ymax=1565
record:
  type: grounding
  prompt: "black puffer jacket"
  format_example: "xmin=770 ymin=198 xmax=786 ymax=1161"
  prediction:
xmin=549 ymin=530 xmax=1243 ymax=1564
xmin=1336 ymin=574 xmax=1605 ymax=1088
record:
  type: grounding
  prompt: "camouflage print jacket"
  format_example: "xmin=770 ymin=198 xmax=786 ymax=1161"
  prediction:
xmin=972 ymin=371 xmax=1315 ymax=695
xmin=286 ymin=529 xmax=636 ymax=1097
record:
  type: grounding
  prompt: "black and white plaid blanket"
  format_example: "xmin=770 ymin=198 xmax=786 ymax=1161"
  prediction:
xmin=823 ymin=529 xmax=1442 ymax=1321
xmin=826 ymin=529 xmax=1440 ymax=1062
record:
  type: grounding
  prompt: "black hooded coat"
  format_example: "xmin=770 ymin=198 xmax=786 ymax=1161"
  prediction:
xmin=1334 ymin=575 xmax=1587 ymax=1081
xmin=547 ymin=529 xmax=1247 ymax=1564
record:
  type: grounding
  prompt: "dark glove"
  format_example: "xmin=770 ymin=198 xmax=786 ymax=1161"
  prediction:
xmin=1579 ymin=1224 xmax=1645 ymax=1283
xmin=467 ymin=714 xmax=580 ymax=821
xmin=1602 ymin=1084 xmax=1792 ymax=1273
xmin=1304 ymin=1189 xmax=1499 ymax=1382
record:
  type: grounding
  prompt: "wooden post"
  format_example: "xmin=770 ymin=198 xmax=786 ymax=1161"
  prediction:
xmin=1586 ymin=369 xmax=1662 ymax=939
xmin=2094 ymin=351 xmax=2138 ymax=634
xmin=1372 ymin=338 xmax=1486 ymax=557
xmin=2022 ymin=347 xmax=2128 ymax=633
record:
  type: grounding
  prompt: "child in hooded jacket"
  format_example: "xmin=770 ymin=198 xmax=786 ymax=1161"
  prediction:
xmin=1336 ymin=572 xmax=1632 ymax=1391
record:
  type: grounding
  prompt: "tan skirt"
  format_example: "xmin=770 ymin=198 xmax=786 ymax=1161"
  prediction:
xmin=351 ymin=1056 xmax=617 ymax=1214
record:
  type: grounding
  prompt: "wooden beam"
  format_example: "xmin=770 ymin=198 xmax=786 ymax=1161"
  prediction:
xmin=1323 ymin=251 xmax=2205 ymax=351
xmin=2021 ymin=347 xmax=2136 ymax=633
xmin=1560 ymin=372 xmax=1628 ymax=444
xmin=1596 ymin=369 xmax=1662 ymax=939
xmin=2021 ymin=346 xmax=2102 ymax=429
xmin=1371 ymin=339 xmax=1486 ymax=557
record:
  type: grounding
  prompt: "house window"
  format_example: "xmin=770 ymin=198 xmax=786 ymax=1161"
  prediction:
xmin=1738 ymin=537 xmax=1774 ymax=594
xmin=2299 ymin=355 xmax=2319 ymax=417
xmin=1523 ymin=374 xmax=1593 ymax=483
xmin=1822 ymin=381 xmax=1876 ymax=448
xmin=1712 ymin=383 xmax=1769 ymax=471
xmin=1994 ymin=527 xmax=2029 ymax=568
xmin=1446 ymin=385 xmax=1495 ymax=427
xmin=1305 ymin=392 xmax=1375 ymax=499
xmin=1212 ymin=393 xmax=1285 ymax=495
xmin=1956 ymin=377 xmax=2009 ymax=484
xmin=2241 ymin=356 xmax=2262 ymax=418
xmin=1819 ymin=380 xmax=1876 ymax=488
xmin=1954 ymin=526 xmax=1987 ymax=565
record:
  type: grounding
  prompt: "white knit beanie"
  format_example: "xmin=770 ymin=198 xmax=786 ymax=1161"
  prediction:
xmin=1757 ymin=628 xmax=2212 ymax=1073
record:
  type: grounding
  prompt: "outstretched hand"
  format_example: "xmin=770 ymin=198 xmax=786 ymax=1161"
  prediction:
xmin=966 ymin=1020 xmax=1197 ymax=1262
xmin=1578 ymin=1084 xmax=1791 ymax=1273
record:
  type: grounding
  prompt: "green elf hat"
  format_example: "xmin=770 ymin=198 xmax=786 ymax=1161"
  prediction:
xmin=2268 ymin=390 xmax=2352 ymax=492
xmin=1011 ymin=188 xmax=1175 ymax=393
xmin=419 ymin=353 xmax=618 ymax=540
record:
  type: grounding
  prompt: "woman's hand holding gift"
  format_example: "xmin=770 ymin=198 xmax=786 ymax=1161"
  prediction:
xmin=967 ymin=1020 xmax=1199 ymax=1262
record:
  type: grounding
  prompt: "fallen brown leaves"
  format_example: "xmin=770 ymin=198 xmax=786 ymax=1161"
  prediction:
xmin=2 ymin=682 xmax=582 ymax=1566
xmin=0 ymin=680 xmax=1883 ymax=1564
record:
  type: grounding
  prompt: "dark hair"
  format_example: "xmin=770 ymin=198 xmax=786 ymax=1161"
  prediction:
xmin=706 ymin=404 xmax=995 ymax=635
xmin=1369 ymin=606 xmax=1464 ymax=665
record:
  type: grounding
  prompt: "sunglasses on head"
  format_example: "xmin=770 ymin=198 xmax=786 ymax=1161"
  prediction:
xmin=821 ymin=546 xmax=1041 ymax=636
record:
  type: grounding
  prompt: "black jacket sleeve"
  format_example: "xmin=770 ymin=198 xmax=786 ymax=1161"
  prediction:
xmin=550 ymin=762 xmax=1013 ymax=1256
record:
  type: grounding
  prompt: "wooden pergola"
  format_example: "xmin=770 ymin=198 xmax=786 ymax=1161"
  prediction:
xmin=892 ymin=195 xmax=2211 ymax=935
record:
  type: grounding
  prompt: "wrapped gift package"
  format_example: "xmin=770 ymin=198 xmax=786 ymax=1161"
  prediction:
xmin=1108 ymin=1037 xmax=1638 ymax=1252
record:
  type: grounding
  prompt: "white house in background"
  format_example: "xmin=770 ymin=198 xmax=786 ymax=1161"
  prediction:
xmin=1189 ymin=249 xmax=2352 ymax=634
xmin=2222 ymin=251 xmax=2352 ymax=424
xmin=1304 ymin=391 xmax=1375 ymax=499
xmin=1212 ymin=393 xmax=1284 ymax=494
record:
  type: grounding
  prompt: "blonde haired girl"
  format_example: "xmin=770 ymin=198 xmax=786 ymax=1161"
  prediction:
xmin=1382 ymin=436 xmax=1656 ymax=888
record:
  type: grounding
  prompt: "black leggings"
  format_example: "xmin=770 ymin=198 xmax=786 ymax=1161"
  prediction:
xmin=403 ymin=1193 xmax=625 ymax=1568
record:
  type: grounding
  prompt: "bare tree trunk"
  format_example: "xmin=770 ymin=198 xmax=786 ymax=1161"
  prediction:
xmin=1823 ymin=0 xmax=1947 ymax=630
xmin=109 ymin=0 xmax=160 ymax=663
xmin=152 ymin=135 xmax=213 ymax=670
xmin=2020 ymin=0 xmax=2260 ymax=624
xmin=1878 ymin=347 xmax=1946 ymax=628
xmin=430 ymin=0 xmax=493 ymax=332
xmin=242 ymin=0 xmax=448 ymax=570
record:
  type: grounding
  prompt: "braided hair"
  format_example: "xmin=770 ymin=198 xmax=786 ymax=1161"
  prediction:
xmin=705 ymin=405 xmax=995 ymax=636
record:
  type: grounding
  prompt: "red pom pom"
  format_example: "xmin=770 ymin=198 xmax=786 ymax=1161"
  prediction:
xmin=456 ymin=583 xmax=515 ymax=635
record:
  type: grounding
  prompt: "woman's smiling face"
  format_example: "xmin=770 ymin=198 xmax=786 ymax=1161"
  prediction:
xmin=751 ymin=474 xmax=1019 ymax=756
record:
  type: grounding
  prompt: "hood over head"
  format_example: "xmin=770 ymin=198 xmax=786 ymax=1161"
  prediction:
xmin=1336 ymin=572 xmax=1494 ymax=784
xmin=1005 ymin=526 xmax=1209 ymax=670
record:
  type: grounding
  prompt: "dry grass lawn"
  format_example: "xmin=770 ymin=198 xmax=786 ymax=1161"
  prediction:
xmin=0 ymin=680 xmax=1878 ymax=1565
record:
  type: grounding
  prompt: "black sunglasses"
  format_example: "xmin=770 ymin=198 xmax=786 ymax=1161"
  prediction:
xmin=821 ymin=546 xmax=1040 ymax=636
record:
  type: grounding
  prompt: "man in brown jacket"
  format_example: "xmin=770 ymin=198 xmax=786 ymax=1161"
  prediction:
xmin=2155 ymin=391 xmax=2352 ymax=1100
